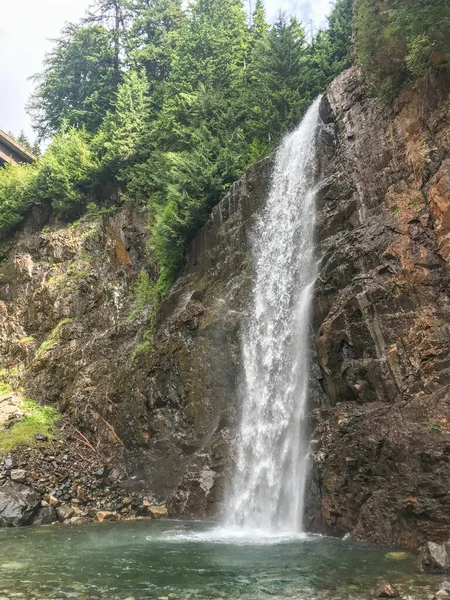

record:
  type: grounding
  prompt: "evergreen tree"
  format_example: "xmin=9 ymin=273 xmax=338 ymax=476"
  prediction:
xmin=126 ymin=0 xmax=185 ymax=86
xmin=246 ymin=13 xmax=308 ymax=148
xmin=28 ymin=24 xmax=118 ymax=139
xmin=96 ymin=69 xmax=151 ymax=177
xmin=354 ymin=0 xmax=450 ymax=97
xmin=84 ymin=0 xmax=129 ymax=84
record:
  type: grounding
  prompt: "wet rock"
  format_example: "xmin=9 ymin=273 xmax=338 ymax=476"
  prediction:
xmin=56 ymin=504 xmax=74 ymax=521
xmin=31 ymin=506 xmax=57 ymax=525
xmin=148 ymin=504 xmax=168 ymax=519
xmin=0 ymin=484 xmax=40 ymax=526
xmin=440 ymin=582 xmax=450 ymax=592
xmin=419 ymin=541 xmax=450 ymax=572
xmin=374 ymin=583 xmax=401 ymax=598
xmin=307 ymin=68 xmax=450 ymax=546
xmin=34 ymin=433 xmax=48 ymax=442
xmin=96 ymin=510 xmax=118 ymax=522
xmin=9 ymin=469 xmax=26 ymax=483
xmin=435 ymin=591 xmax=450 ymax=599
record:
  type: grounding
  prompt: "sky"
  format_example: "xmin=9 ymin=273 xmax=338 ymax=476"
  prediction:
xmin=0 ymin=0 xmax=332 ymax=143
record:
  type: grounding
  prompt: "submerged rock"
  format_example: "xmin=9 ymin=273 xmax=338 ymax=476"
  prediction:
xmin=385 ymin=552 xmax=408 ymax=561
xmin=0 ymin=484 xmax=40 ymax=526
xmin=419 ymin=541 xmax=450 ymax=572
xmin=374 ymin=583 xmax=401 ymax=598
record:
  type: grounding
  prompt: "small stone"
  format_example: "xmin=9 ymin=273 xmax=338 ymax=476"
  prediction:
xmin=3 ymin=458 xmax=15 ymax=470
xmin=158 ymin=597 xmax=169 ymax=600
xmin=96 ymin=510 xmax=118 ymax=523
xmin=109 ymin=469 xmax=121 ymax=481
xmin=56 ymin=504 xmax=75 ymax=521
xmin=47 ymin=494 xmax=59 ymax=507
xmin=10 ymin=469 xmax=26 ymax=483
xmin=34 ymin=433 xmax=48 ymax=441
xmin=374 ymin=583 xmax=400 ymax=598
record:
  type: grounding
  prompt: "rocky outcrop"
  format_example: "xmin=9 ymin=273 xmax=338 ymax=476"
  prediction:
xmin=0 ymin=483 xmax=41 ymax=526
xmin=0 ymin=67 xmax=449 ymax=546
xmin=0 ymin=160 xmax=272 ymax=520
xmin=307 ymin=67 xmax=450 ymax=546
xmin=418 ymin=540 xmax=450 ymax=572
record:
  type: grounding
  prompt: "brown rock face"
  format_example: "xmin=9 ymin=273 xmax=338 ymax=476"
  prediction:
xmin=307 ymin=67 xmax=450 ymax=546
xmin=0 ymin=67 xmax=449 ymax=546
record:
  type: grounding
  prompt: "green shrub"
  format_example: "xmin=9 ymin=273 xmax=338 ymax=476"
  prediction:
xmin=35 ymin=318 xmax=73 ymax=361
xmin=0 ymin=162 xmax=38 ymax=236
xmin=135 ymin=269 xmax=155 ymax=309
xmin=33 ymin=127 xmax=98 ymax=219
xmin=0 ymin=380 xmax=13 ymax=395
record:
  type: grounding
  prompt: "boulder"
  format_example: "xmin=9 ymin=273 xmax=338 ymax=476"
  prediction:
xmin=434 ymin=591 xmax=450 ymax=599
xmin=0 ymin=484 xmax=40 ymax=526
xmin=440 ymin=583 xmax=450 ymax=592
xmin=419 ymin=541 xmax=450 ymax=572
xmin=31 ymin=506 xmax=57 ymax=525
xmin=10 ymin=469 xmax=27 ymax=483
xmin=149 ymin=504 xmax=168 ymax=519
xmin=96 ymin=510 xmax=118 ymax=522
xmin=374 ymin=583 xmax=400 ymax=598
xmin=56 ymin=504 xmax=74 ymax=521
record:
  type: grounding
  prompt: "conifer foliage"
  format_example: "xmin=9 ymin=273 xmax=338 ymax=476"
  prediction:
xmin=2 ymin=0 xmax=358 ymax=293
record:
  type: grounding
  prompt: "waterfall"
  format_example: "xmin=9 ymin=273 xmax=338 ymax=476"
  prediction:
xmin=225 ymin=98 xmax=322 ymax=534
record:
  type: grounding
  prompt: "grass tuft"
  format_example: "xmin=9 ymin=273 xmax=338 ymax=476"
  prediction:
xmin=0 ymin=400 xmax=60 ymax=453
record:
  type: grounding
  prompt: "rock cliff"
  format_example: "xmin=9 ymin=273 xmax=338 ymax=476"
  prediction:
xmin=0 ymin=67 xmax=449 ymax=545
xmin=309 ymin=67 xmax=450 ymax=547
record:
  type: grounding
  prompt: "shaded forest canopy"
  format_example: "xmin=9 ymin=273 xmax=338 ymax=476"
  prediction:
xmin=1 ymin=0 xmax=449 ymax=294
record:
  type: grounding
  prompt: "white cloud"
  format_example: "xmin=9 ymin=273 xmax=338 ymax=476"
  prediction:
xmin=0 ymin=0 xmax=90 ymax=140
xmin=264 ymin=0 xmax=333 ymax=27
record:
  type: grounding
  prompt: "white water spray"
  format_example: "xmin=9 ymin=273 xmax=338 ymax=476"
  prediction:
xmin=225 ymin=98 xmax=322 ymax=534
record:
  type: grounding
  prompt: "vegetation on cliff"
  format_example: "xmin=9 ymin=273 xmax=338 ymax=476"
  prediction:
xmin=0 ymin=0 xmax=353 ymax=293
xmin=354 ymin=0 xmax=450 ymax=98
xmin=1 ymin=0 xmax=448 ymax=294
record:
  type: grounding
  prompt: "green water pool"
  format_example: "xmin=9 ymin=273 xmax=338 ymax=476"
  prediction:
xmin=0 ymin=520 xmax=441 ymax=599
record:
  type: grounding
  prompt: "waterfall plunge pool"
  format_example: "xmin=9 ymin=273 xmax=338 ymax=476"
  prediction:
xmin=0 ymin=519 xmax=441 ymax=600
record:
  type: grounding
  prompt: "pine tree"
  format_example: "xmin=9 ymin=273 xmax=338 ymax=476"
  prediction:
xmin=126 ymin=0 xmax=185 ymax=85
xmin=97 ymin=69 xmax=151 ymax=176
xmin=28 ymin=24 xmax=118 ymax=139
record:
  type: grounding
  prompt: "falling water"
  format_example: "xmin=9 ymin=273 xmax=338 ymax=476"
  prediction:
xmin=225 ymin=98 xmax=322 ymax=534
